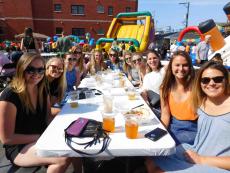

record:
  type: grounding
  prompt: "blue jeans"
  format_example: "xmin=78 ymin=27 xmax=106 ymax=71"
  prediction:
xmin=169 ymin=117 xmax=197 ymax=145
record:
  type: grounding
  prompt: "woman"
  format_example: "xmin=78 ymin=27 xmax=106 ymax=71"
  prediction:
xmin=46 ymin=57 xmax=66 ymax=115
xmin=131 ymin=53 xmax=146 ymax=87
xmin=20 ymin=27 xmax=39 ymax=53
xmin=142 ymin=50 xmax=165 ymax=93
xmin=71 ymin=46 xmax=87 ymax=80
xmin=87 ymin=49 xmax=107 ymax=75
xmin=160 ymin=51 xmax=197 ymax=145
xmin=64 ymin=53 xmax=80 ymax=92
xmin=147 ymin=61 xmax=230 ymax=173
xmin=0 ymin=53 xmax=71 ymax=172
xmin=122 ymin=50 xmax=133 ymax=81
xmin=106 ymin=48 xmax=123 ymax=71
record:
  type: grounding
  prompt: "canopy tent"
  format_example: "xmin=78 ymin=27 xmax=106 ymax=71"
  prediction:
xmin=15 ymin=32 xmax=49 ymax=39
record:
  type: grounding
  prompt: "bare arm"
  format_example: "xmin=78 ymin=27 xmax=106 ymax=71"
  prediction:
xmin=160 ymin=90 xmax=171 ymax=128
xmin=75 ymin=68 xmax=81 ymax=87
xmin=0 ymin=101 xmax=39 ymax=145
xmin=185 ymin=150 xmax=230 ymax=170
xmin=20 ymin=38 xmax=25 ymax=51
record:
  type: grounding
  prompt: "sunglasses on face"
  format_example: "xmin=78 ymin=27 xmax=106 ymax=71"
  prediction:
xmin=49 ymin=65 xmax=64 ymax=73
xmin=109 ymin=54 xmax=116 ymax=57
xmin=67 ymin=58 xmax=77 ymax=62
xmin=74 ymin=51 xmax=82 ymax=54
xmin=25 ymin=66 xmax=45 ymax=75
xmin=125 ymin=57 xmax=132 ymax=61
xmin=201 ymin=76 xmax=224 ymax=84
xmin=133 ymin=58 xmax=141 ymax=64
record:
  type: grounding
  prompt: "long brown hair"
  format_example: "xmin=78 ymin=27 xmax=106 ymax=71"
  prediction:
xmin=191 ymin=61 xmax=230 ymax=111
xmin=145 ymin=50 xmax=162 ymax=73
xmin=160 ymin=51 xmax=195 ymax=101
xmin=10 ymin=53 xmax=46 ymax=113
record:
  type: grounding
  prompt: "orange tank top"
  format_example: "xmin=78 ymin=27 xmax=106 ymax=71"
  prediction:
xmin=169 ymin=92 xmax=197 ymax=121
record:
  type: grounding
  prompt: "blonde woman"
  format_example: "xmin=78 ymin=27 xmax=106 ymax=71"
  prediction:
xmin=46 ymin=57 xmax=66 ymax=106
xmin=0 ymin=53 xmax=71 ymax=172
xmin=71 ymin=46 xmax=87 ymax=80
xmin=122 ymin=50 xmax=133 ymax=81
xmin=87 ymin=49 xmax=107 ymax=75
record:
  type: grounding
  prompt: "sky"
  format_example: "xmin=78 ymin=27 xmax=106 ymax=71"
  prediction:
xmin=138 ymin=0 xmax=230 ymax=31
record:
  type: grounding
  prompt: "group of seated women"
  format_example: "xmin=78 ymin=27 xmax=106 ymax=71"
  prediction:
xmin=0 ymin=46 xmax=229 ymax=173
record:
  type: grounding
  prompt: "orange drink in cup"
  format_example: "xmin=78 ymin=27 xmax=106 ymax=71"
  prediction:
xmin=102 ymin=112 xmax=115 ymax=132
xmin=125 ymin=117 xmax=138 ymax=139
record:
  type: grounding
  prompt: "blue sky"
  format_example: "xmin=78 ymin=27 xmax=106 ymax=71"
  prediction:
xmin=138 ymin=0 xmax=230 ymax=31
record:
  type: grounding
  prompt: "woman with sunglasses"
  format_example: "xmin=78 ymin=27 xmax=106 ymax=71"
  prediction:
xmin=106 ymin=48 xmax=123 ymax=71
xmin=0 ymin=53 xmax=71 ymax=172
xmin=131 ymin=53 xmax=146 ymax=87
xmin=64 ymin=53 xmax=80 ymax=92
xmin=160 ymin=51 xmax=197 ymax=145
xmin=71 ymin=46 xmax=87 ymax=80
xmin=146 ymin=61 xmax=230 ymax=173
xmin=87 ymin=49 xmax=107 ymax=75
xmin=46 ymin=57 xmax=66 ymax=110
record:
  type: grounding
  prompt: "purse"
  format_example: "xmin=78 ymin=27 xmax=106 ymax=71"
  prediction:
xmin=64 ymin=117 xmax=111 ymax=156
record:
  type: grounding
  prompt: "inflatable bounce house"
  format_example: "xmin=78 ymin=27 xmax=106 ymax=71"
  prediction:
xmin=96 ymin=11 xmax=154 ymax=52
xmin=177 ymin=2 xmax=230 ymax=67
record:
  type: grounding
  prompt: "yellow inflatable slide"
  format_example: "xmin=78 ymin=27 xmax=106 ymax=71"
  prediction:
xmin=96 ymin=11 xmax=154 ymax=52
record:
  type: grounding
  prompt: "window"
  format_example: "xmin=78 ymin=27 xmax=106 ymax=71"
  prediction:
xmin=97 ymin=5 xmax=104 ymax=13
xmin=56 ymin=27 xmax=63 ymax=35
xmin=97 ymin=28 xmax=105 ymax=35
xmin=126 ymin=7 xmax=131 ymax=12
xmin=108 ymin=6 xmax=113 ymax=15
xmin=71 ymin=5 xmax=84 ymax=15
xmin=72 ymin=28 xmax=85 ymax=36
xmin=54 ymin=4 xmax=62 ymax=12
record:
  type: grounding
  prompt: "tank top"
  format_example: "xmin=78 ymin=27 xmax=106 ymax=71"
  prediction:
xmin=169 ymin=92 xmax=197 ymax=120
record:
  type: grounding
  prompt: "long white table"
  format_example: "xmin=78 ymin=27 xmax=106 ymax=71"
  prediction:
xmin=36 ymin=73 xmax=175 ymax=157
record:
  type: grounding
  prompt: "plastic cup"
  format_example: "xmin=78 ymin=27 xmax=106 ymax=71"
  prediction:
xmin=103 ymin=94 xmax=114 ymax=113
xmin=119 ymin=77 xmax=125 ymax=88
xmin=102 ymin=112 xmax=115 ymax=132
xmin=70 ymin=101 xmax=78 ymax=108
xmin=127 ymin=88 xmax=136 ymax=100
xmin=125 ymin=117 xmax=139 ymax=139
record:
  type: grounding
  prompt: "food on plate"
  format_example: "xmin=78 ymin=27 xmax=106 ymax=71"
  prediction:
xmin=124 ymin=108 xmax=149 ymax=118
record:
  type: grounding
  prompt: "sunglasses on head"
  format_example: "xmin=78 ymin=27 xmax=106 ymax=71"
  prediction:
xmin=201 ymin=76 xmax=224 ymax=84
xmin=25 ymin=66 xmax=45 ymax=75
xmin=49 ymin=65 xmax=64 ymax=73
xmin=133 ymin=58 xmax=141 ymax=63
xmin=67 ymin=58 xmax=77 ymax=62
xmin=125 ymin=57 xmax=132 ymax=61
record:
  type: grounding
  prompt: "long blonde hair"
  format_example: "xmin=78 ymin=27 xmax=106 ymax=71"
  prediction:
xmin=70 ymin=46 xmax=84 ymax=72
xmin=10 ymin=53 xmax=46 ymax=113
xmin=46 ymin=57 xmax=66 ymax=103
xmin=89 ymin=49 xmax=106 ymax=74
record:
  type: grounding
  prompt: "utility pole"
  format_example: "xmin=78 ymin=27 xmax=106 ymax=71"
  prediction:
xmin=179 ymin=2 xmax=190 ymax=28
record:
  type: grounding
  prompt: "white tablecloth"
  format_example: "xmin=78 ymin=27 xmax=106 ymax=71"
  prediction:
xmin=36 ymin=74 xmax=175 ymax=157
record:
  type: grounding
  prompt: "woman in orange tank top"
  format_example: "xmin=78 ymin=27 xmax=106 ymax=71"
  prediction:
xmin=160 ymin=51 xmax=197 ymax=145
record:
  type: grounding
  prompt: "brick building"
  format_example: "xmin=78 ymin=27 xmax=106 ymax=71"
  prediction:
xmin=0 ymin=0 xmax=138 ymax=40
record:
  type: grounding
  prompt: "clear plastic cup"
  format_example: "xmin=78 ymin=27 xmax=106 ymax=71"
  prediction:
xmin=125 ymin=116 xmax=139 ymax=139
xmin=127 ymin=88 xmax=136 ymax=100
xmin=102 ymin=112 xmax=115 ymax=132
xmin=103 ymin=94 xmax=114 ymax=113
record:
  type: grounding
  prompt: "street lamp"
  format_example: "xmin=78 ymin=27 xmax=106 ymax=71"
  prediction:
xmin=179 ymin=2 xmax=190 ymax=28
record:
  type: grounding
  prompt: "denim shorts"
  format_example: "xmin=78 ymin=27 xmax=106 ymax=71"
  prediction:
xmin=169 ymin=117 xmax=197 ymax=145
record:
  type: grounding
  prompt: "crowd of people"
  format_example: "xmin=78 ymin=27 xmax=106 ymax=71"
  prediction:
xmin=0 ymin=27 xmax=229 ymax=173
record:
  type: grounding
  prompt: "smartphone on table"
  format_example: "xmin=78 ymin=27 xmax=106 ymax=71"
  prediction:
xmin=144 ymin=127 xmax=167 ymax=142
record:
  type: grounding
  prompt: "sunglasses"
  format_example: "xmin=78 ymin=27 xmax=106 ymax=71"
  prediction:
xmin=25 ymin=66 xmax=45 ymax=75
xmin=49 ymin=65 xmax=64 ymax=73
xmin=133 ymin=58 xmax=141 ymax=63
xmin=201 ymin=76 xmax=224 ymax=84
xmin=74 ymin=51 xmax=82 ymax=54
xmin=109 ymin=54 xmax=116 ymax=57
xmin=67 ymin=58 xmax=77 ymax=62
xmin=125 ymin=57 xmax=132 ymax=61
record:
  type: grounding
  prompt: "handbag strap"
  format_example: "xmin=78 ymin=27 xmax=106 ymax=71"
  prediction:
xmin=65 ymin=131 xmax=111 ymax=156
